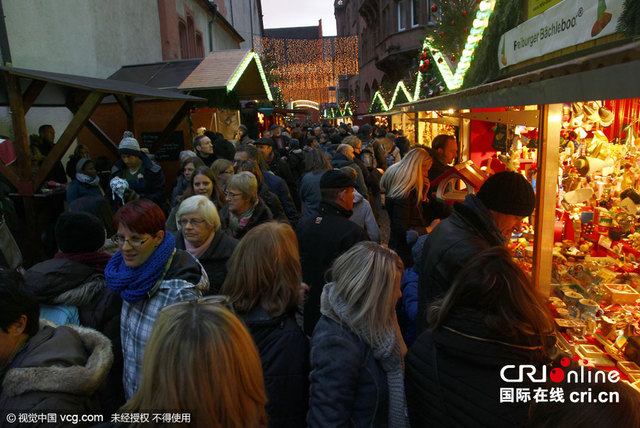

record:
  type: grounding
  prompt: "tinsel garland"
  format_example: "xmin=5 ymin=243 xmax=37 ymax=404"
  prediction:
xmin=462 ymin=0 xmax=521 ymax=88
xmin=616 ymin=0 xmax=640 ymax=36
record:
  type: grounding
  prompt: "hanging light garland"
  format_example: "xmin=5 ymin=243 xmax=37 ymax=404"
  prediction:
xmin=256 ymin=35 xmax=359 ymax=106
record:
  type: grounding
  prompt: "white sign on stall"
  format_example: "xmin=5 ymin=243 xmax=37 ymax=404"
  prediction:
xmin=498 ymin=0 xmax=624 ymax=69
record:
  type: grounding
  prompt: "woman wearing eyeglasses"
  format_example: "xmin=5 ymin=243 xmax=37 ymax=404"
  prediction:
xmin=120 ymin=301 xmax=268 ymax=427
xmin=219 ymin=171 xmax=273 ymax=240
xmin=166 ymin=166 xmax=226 ymax=233
xmin=174 ymin=195 xmax=238 ymax=295
xmin=105 ymin=199 xmax=209 ymax=401
xmin=221 ymin=222 xmax=309 ymax=427
xmin=308 ymin=241 xmax=409 ymax=428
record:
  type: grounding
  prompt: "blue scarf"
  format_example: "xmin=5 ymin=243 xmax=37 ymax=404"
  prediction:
xmin=105 ymin=232 xmax=176 ymax=303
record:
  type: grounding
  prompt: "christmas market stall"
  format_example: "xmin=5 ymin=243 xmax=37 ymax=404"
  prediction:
xmin=0 ymin=65 xmax=204 ymax=265
xmin=396 ymin=0 xmax=640 ymax=390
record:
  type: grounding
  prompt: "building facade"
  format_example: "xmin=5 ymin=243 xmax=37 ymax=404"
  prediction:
xmin=334 ymin=0 xmax=434 ymax=114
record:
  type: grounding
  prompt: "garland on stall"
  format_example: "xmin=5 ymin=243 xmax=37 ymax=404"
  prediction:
xmin=462 ymin=0 xmax=521 ymax=88
xmin=616 ymin=0 xmax=640 ymax=36
xmin=429 ymin=0 xmax=480 ymax=57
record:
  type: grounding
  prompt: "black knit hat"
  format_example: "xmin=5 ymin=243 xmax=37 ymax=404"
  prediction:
xmin=477 ymin=171 xmax=536 ymax=217
xmin=320 ymin=169 xmax=356 ymax=189
xmin=55 ymin=212 xmax=105 ymax=254
xmin=254 ymin=137 xmax=275 ymax=148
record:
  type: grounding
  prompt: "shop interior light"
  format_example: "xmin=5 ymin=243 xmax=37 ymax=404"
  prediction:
xmin=292 ymin=100 xmax=320 ymax=110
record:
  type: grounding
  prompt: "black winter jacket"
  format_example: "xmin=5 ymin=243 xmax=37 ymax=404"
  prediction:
xmin=175 ymin=230 xmax=238 ymax=295
xmin=22 ymin=257 xmax=124 ymax=413
xmin=296 ymin=201 xmax=369 ymax=335
xmin=109 ymin=154 xmax=166 ymax=207
xmin=242 ymin=307 xmax=309 ymax=428
xmin=308 ymin=316 xmax=388 ymax=427
xmin=417 ymin=194 xmax=507 ymax=333
xmin=386 ymin=190 xmax=429 ymax=267
xmin=406 ymin=308 xmax=556 ymax=428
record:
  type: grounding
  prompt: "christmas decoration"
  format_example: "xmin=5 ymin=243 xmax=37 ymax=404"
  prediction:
xmin=431 ymin=5 xmax=438 ymax=12
xmin=256 ymin=35 xmax=359 ymax=105
xmin=430 ymin=0 xmax=479 ymax=56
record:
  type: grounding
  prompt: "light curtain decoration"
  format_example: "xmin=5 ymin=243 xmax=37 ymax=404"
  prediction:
xmin=255 ymin=36 xmax=359 ymax=106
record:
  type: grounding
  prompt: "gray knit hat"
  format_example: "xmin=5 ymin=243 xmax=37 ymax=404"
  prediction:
xmin=118 ymin=131 xmax=141 ymax=156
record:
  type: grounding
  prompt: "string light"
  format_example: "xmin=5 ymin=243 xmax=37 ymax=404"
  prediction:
xmin=256 ymin=35 xmax=359 ymax=105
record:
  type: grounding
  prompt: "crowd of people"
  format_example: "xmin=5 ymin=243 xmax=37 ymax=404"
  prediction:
xmin=2 ymin=122 xmax=640 ymax=427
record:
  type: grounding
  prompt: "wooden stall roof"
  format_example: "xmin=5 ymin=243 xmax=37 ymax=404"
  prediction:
xmin=179 ymin=50 xmax=273 ymax=100
xmin=108 ymin=59 xmax=203 ymax=90
xmin=0 ymin=65 xmax=205 ymax=107
xmin=396 ymin=40 xmax=640 ymax=112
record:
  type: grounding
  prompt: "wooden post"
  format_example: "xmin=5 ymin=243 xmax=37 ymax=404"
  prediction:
xmin=151 ymin=102 xmax=192 ymax=153
xmin=532 ymin=104 xmax=562 ymax=296
xmin=21 ymin=79 xmax=47 ymax=112
xmin=2 ymin=72 xmax=32 ymax=183
xmin=33 ymin=91 xmax=105 ymax=190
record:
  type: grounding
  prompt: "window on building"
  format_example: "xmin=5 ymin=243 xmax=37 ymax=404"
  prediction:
xmin=398 ymin=1 xmax=406 ymax=31
xmin=411 ymin=0 xmax=420 ymax=27
xmin=178 ymin=19 xmax=188 ymax=59
xmin=426 ymin=0 xmax=434 ymax=23
xmin=195 ymin=32 xmax=204 ymax=58
xmin=186 ymin=14 xmax=195 ymax=58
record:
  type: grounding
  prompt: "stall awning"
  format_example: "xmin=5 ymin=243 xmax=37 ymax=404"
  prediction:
xmin=0 ymin=65 xmax=205 ymax=107
xmin=108 ymin=59 xmax=202 ymax=90
xmin=179 ymin=50 xmax=273 ymax=101
xmin=396 ymin=40 xmax=640 ymax=112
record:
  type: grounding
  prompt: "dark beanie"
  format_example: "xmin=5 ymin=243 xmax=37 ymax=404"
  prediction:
xmin=477 ymin=171 xmax=535 ymax=217
xmin=320 ymin=169 xmax=356 ymax=189
xmin=55 ymin=212 xmax=105 ymax=253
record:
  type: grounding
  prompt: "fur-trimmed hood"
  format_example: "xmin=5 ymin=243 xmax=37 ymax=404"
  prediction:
xmin=1 ymin=320 xmax=113 ymax=401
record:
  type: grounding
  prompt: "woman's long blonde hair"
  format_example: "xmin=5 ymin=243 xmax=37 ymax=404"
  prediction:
xmin=380 ymin=147 xmax=432 ymax=202
xmin=221 ymin=221 xmax=301 ymax=317
xmin=121 ymin=304 xmax=267 ymax=428
xmin=330 ymin=241 xmax=404 ymax=347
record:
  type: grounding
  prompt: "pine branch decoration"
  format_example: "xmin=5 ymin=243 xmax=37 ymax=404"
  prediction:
xmin=430 ymin=0 xmax=479 ymax=56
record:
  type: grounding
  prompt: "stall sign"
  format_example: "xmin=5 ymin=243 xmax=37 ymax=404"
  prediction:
xmin=498 ymin=0 xmax=624 ymax=69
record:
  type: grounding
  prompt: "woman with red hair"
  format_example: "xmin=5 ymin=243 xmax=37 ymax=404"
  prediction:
xmin=105 ymin=199 xmax=209 ymax=401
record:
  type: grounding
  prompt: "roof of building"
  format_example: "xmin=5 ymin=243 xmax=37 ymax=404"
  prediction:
xmin=263 ymin=26 xmax=320 ymax=39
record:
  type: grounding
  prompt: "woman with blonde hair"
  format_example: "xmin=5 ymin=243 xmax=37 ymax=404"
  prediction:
xmin=211 ymin=158 xmax=234 ymax=191
xmin=308 ymin=241 xmax=409 ymax=428
xmin=219 ymin=171 xmax=273 ymax=239
xmin=120 ymin=302 xmax=267 ymax=427
xmin=175 ymin=195 xmax=237 ymax=294
xmin=380 ymin=147 xmax=437 ymax=266
xmin=221 ymin=222 xmax=308 ymax=427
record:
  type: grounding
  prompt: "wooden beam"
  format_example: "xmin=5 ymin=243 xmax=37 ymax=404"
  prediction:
xmin=22 ymin=79 xmax=47 ymax=113
xmin=34 ymin=91 xmax=105 ymax=190
xmin=151 ymin=101 xmax=192 ymax=153
xmin=0 ymin=161 xmax=19 ymax=189
xmin=2 ymin=72 xmax=32 ymax=182
xmin=532 ymin=104 xmax=562 ymax=297
xmin=126 ymin=95 xmax=137 ymax=138
xmin=115 ymin=94 xmax=132 ymax=117
xmin=67 ymin=103 xmax=119 ymax=156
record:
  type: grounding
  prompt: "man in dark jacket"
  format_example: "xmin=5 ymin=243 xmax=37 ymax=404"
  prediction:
xmin=296 ymin=169 xmax=369 ymax=335
xmin=193 ymin=134 xmax=217 ymax=167
xmin=428 ymin=134 xmax=459 ymax=182
xmin=0 ymin=272 xmax=113 ymax=419
xmin=255 ymin=137 xmax=299 ymax=209
xmin=109 ymin=132 xmax=166 ymax=208
xmin=417 ymin=171 xmax=536 ymax=333
xmin=330 ymin=144 xmax=368 ymax=198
